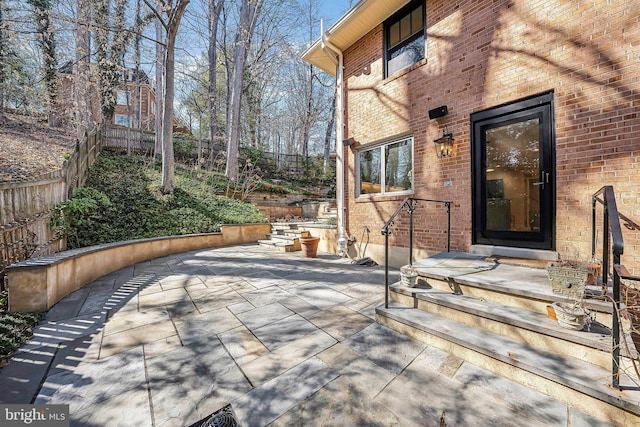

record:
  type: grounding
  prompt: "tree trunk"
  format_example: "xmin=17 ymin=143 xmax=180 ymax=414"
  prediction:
xmin=75 ymin=0 xmax=92 ymax=140
xmin=160 ymin=0 xmax=190 ymax=194
xmin=29 ymin=0 xmax=58 ymax=126
xmin=208 ymin=0 xmax=224 ymax=163
xmin=133 ymin=0 xmax=142 ymax=129
xmin=0 ymin=2 xmax=6 ymax=123
xmin=225 ymin=0 xmax=263 ymax=181
xmin=154 ymin=6 xmax=163 ymax=162
xmin=323 ymin=92 xmax=336 ymax=170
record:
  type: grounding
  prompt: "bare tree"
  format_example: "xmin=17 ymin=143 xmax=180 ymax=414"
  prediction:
xmin=225 ymin=0 xmax=263 ymax=181
xmin=323 ymin=92 xmax=335 ymax=168
xmin=74 ymin=0 xmax=92 ymax=139
xmin=144 ymin=0 xmax=190 ymax=193
xmin=28 ymin=0 xmax=58 ymax=126
xmin=0 ymin=1 xmax=6 ymax=123
xmin=94 ymin=0 xmax=121 ymax=122
xmin=94 ymin=0 xmax=151 ymax=124
xmin=154 ymin=1 xmax=163 ymax=161
xmin=208 ymin=0 xmax=224 ymax=154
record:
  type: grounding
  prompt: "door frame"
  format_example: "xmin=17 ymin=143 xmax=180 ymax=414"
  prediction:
xmin=471 ymin=91 xmax=556 ymax=250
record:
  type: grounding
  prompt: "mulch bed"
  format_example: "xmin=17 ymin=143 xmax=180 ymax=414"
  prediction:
xmin=0 ymin=112 xmax=76 ymax=182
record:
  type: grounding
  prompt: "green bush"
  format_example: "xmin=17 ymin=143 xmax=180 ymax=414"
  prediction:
xmin=174 ymin=133 xmax=197 ymax=158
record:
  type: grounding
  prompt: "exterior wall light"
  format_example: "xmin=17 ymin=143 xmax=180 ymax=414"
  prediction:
xmin=433 ymin=126 xmax=454 ymax=158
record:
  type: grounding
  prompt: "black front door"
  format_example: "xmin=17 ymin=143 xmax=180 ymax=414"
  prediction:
xmin=471 ymin=92 xmax=555 ymax=250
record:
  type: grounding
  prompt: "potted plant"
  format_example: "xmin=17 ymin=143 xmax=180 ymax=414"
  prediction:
xmin=552 ymin=300 xmax=588 ymax=331
xmin=546 ymin=257 xmax=601 ymax=295
xmin=400 ymin=265 xmax=419 ymax=287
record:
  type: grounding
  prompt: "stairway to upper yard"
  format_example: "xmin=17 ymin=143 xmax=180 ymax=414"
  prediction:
xmin=376 ymin=252 xmax=640 ymax=426
xmin=258 ymin=224 xmax=311 ymax=252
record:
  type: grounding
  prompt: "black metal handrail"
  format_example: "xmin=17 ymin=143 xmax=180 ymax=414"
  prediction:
xmin=381 ymin=197 xmax=452 ymax=308
xmin=591 ymin=185 xmax=626 ymax=389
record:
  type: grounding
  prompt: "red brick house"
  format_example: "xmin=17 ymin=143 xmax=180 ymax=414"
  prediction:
xmin=303 ymin=0 xmax=640 ymax=271
xmin=112 ymin=68 xmax=157 ymax=131
xmin=57 ymin=64 xmax=189 ymax=134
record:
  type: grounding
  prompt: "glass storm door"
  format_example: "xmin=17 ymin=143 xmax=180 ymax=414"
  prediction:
xmin=472 ymin=92 xmax=555 ymax=250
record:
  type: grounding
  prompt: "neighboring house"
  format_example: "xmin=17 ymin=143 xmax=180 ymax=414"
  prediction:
xmin=112 ymin=67 xmax=157 ymax=132
xmin=57 ymin=63 xmax=189 ymax=134
xmin=303 ymin=0 xmax=640 ymax=271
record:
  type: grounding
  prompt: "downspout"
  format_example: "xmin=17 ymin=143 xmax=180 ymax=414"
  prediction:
xmin=320 ymin=20 xmax=347 ymax=256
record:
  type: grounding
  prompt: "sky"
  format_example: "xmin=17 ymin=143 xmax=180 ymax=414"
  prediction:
xmin=320 ymin=0 xmax=353 ymax=28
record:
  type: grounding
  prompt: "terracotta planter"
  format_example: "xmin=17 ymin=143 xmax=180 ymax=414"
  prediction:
xmin=300 ymin=237 xmax=320 ymax=258
xmin=621 ymin=283 xmax=640 ymax=352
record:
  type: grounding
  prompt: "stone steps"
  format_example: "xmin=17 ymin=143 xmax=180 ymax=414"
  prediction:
xmin=376 ymin=303 xmax=640 ymax=426
xmin=317 ymin=206 xmax=337 ymax=223
xmin=258 ymin=226 xmax=310 ymax=252
xmin=376 ymin=252 xmax=640 ymax=426
xmin=389 ymin=285 xmax=618 ymax=370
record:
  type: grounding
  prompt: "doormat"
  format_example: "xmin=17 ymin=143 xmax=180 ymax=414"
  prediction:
xmin=187 ymin=404 xmax=240 ymax=427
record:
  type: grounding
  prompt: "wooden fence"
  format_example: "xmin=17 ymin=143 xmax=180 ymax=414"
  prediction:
xmin=103 ymin=125 xmax=155 ymax=154
xmin=101 ymin=127 xmax=317 ymax=176
xmin=0 ymin=127 xmax=102 ymax=290
xmin=261 ymin=152 xmax=307 ymax=173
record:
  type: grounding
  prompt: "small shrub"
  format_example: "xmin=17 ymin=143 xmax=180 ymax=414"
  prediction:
xmin=174 ymin=133 xmax=197 ymax=158
xmin=325 ymin=216 xmax=337 ymax=226
xmin=0 ymin=292 xmax=42 ymax=362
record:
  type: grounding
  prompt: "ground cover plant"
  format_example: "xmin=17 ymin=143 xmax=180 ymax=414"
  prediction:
xmin=52 ymin=152 xmax=267 ymax=249
xmin=0 ymin=291 xmax=42 ymax=367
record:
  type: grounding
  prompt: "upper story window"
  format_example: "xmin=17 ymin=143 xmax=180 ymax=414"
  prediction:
xmin=117 ymin=90 xmax=129 ymax=106
xmin=384 ymin=0 xmax=425 ymax=77
xmin=358 ymin=136 xmax=413 ymax=197
xmin=114 ymin=114 xmax=131 ymax=127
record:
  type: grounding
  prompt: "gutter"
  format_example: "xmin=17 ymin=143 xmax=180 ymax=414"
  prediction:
xmin=320 ymin=20 xmax=348 ymax=256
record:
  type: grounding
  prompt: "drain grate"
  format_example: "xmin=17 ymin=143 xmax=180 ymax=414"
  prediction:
xmin=188 ymin=404 xmax=240 ymax=427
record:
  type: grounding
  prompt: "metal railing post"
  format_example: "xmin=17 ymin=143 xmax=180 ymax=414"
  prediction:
xmin=612 ymin=253 xmax=621 ymax=389
xmin=592 ymin=186 xmax=625 ymax=390
xmin=591 ymin=196 xmax=597 ymax=259
xmin=408 ymin=199 xmax=414 ymax=266
xmin=384 ymin=231 xmax=389 ymax=309
xmin=381 ymin=196 xmax=453 ymax=310
xmin=446 ymin=202 xmax=451 ymax=252
xmin=603 ymin=199 xmax=609 ymax=295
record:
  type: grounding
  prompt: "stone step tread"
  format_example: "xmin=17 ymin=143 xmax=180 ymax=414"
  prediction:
xmin=281 ymin=230 xmax=311 ymax=236
xmin=376 ymin=302 xmax=640 ymax=417
xmin=257 ymin=240 xmax=296 ymax=251
xmin=265 ymin=234 xmax=300 ymax=241
xmin=391 ymin=284 xmax=612 ymax=352
xmin=413 ymin=252 xmax=612 ymax=314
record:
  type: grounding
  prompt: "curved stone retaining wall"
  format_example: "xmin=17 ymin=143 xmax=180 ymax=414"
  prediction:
xmin=6 ymin=223 xmax=271 ymax=313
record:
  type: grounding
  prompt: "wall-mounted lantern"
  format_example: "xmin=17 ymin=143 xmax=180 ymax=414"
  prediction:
xmin=433 ymin=126 xmax=454 ymax=158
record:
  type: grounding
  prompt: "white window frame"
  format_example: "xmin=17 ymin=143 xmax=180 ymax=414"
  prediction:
xmin=114 ymin=114 xmax=131 ymax=127
xmin=356 ymin=135 xmax=414 ymax=198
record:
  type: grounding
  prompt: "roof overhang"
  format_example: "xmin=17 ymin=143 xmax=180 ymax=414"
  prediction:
xmin=302 ymin=0 xmax=410 ymax=76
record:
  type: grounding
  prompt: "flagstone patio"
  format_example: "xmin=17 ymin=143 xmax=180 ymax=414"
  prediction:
xmin=0 ymin=244 xmax=612 ymax=426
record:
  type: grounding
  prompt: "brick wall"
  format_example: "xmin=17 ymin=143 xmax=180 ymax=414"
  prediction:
xmin=341 ymin=0 xmax=640 ymax=272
